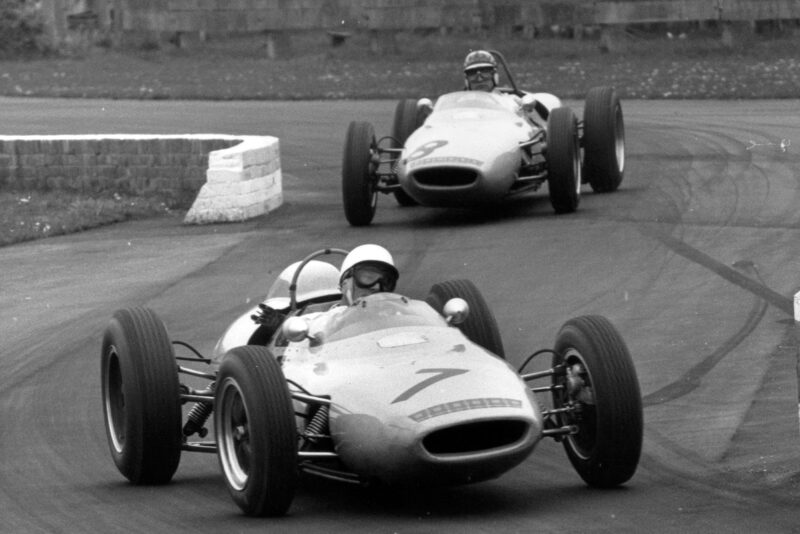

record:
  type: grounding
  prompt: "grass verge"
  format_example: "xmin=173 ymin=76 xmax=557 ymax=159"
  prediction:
xmin=1 ymin=30 xmax=799 ymax=100
xmin=0 ymin=191 xmax=177 ymax=247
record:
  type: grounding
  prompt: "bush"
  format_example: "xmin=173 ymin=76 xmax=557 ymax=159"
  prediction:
xmin=0 ymin=0 xmax=47 ymax=57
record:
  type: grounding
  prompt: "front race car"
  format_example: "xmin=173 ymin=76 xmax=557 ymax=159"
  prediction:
xmin=100 ymin=249 xmax=642 ymax=518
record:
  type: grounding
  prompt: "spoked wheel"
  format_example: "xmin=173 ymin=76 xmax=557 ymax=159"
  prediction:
xmin=583 ymin=86 xmax=625 ymax=193
xmin=215 ymin=345 xmax=297 ymax=517
xmin=546 ymin=106 xmax=581 ymax=214
xmin=551 ymin=315 xmax=643 ymax=487
xmin=426 ymin=279 xmax=505 ymax=359
xmin=342 ymin=120 xmax=379 ymax=226
xmin=390 ymin=99 xmax=425 ymax=206
xmin=100 ymin=307 xmax=182 ymax=484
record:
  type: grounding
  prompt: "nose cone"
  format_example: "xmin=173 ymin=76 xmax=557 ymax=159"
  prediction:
xmin=398 ymin=122 xmax=524 ymax=206
xmin=332 ymin=411 xmax=540 ymax=486
xmin=327 ymin=346 xmax=544 ymax=486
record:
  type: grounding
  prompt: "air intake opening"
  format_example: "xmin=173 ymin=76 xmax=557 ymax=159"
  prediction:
xmin=413 ymin=167 xmax=478 ymax=187
xmin=423 ymin=420 xmax=528 ymax=455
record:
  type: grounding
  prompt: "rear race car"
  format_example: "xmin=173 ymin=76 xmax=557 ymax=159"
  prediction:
xmin=341 ymin=50 xmax=624 ymax=226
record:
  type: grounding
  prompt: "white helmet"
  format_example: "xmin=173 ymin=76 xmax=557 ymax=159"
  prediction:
xmin=264 ymin=260 xmax=341 ymax=309
xmin=339 ymin=244 xmax=399 ymax=289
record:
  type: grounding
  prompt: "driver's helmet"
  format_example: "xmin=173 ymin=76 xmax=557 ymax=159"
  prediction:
xmin=264 ymin=260 xmax=341 ymax=310
xmin=463 ymin=50 xmax=498 ymax=90
xmin=339 ymin=244 xmax=399 ymax=293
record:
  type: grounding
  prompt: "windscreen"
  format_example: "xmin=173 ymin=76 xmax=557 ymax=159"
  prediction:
xmin=318 ymin=293 xmax=447 ymax=343
xmin=433 ymin=91 xmax=512 ymax=113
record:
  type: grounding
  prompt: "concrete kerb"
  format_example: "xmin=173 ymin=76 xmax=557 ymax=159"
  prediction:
xmin=184 ymin=135 xmax=283 ymax=224
xmin=0 ymin=134 xmax=283 ymax=224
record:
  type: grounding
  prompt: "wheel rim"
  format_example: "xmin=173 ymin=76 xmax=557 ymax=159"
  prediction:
xmin=556 ymin=348 xmax=597 ymax=460
xmin=572 ymin=130 xmax=582 ymax=197
xmin=218 ymin=378 xmax=252 ymax=491
xmin=104 ymin=347 xmax=126 ymax=454
xmin=368 ymin=143 xmax=379 ymax=210
xmin=614 ymin=104 xmax=625 ymax=174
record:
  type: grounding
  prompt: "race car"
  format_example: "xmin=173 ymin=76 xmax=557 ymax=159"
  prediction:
xmin=341 ymin=50 xmax=625 ymax=225
xmin=101 ymin=248 xmax=643 ymax=517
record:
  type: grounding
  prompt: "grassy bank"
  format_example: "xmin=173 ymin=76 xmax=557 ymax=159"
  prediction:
xmin=0 ymin=191 xmax=177 ymax=247
xmin=1 ymin=30 xmax=799 ymax=100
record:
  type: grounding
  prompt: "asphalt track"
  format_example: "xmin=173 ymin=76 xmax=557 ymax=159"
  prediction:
xmin=1 ymin=97 xmax=800 ymax=533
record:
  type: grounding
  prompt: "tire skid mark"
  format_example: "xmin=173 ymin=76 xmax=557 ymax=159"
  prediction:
xmin=639 ymin=224 xmax=793 ymax=316
xmin=643 ymin=293 xmax=767 ymax=406
xmin=638 ymin=225 xmax=792 ymax=406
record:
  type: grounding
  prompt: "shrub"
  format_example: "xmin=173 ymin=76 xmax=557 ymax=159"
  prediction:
xmin=0 ymin=0 xmax=47 ymax=57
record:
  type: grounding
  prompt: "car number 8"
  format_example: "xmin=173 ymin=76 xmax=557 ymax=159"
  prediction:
xmin=406 ymin=140 xmax=448 ymax=162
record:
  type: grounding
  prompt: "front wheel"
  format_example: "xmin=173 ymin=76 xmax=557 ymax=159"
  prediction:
xmin=101 ymin=307 xmax=182 ymax=485
xmin=342 ymin=121 xmax=379 ymax=226
xmin=551 ymin=315 xmax=643 ymax=487
xmin=426 ymin=279 xmax=505 ymax=359
xmin=215 ymin=346 xmax=298 ymax=516
xmin=583 ymin=86 xmax=625 ymax=193
xmin=546 ymin=107 xmax=581 ymax=214
xmin=391 ymin=99 xmax=424 ymax=206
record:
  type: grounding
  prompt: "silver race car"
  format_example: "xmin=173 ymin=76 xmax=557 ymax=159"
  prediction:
xmin=101 ymin=248 xmax=643 ymax=516
xmin=341 ymin=50 xmax=625 ymax=225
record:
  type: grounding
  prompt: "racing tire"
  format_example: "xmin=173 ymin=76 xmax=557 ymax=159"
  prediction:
xmin=583 ymin=87 xmax=625 ymax=193
xmin=100 ymin=307 xmax=182 ymax=485
xmin=390 ymin=99 xmax=424 ymax=206
xmin=426 ymin=279 xmax=505 ymax=359
xmin=215 ymin=345 xmax=297 ymax=517
xmin=342 ymin=120 xmax=379 ymax=226
xmin=551 ymin=315 xmax=643 ymax=488
xmin=546 ymin=107 xmax=581 ymax=214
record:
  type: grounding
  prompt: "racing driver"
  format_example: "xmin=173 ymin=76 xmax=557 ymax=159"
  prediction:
xmin=463 ymin=49 xmax=547 ymax=126
xmin=463 ymin=49 xmax=501 ymax=92
xmin=337 ymin=244 xmax=399 ymax=306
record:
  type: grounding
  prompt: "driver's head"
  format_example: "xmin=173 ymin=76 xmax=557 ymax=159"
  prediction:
xmin=463 ymin=50 xmax=498 ymax=92
xmin=339 ymin=244 xmax=399 ymax=304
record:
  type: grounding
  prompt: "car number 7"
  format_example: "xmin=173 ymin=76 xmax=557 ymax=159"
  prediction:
xmin=391 ymin=368 xmax=468 ymax=403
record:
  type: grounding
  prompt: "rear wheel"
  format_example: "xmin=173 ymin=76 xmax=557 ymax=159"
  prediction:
xmin=546 ymin=107 xmax=581 ymax=214
xmin=426 ymin=279 xmax=505 ymax=359
xmin=215 ymin=346 xmax=298 ymax=516
xmin=342 ymin=121 xmax=379 ymax=226
xmin=101 ymin=307 xmax=182 ymax=485
xmin=551 ymin=315 xmax=642 ymax=487
xmin=583 ymin=86 xmax=624 ymax=193
xmin=391 ymin=99 xmax=424 ymax=206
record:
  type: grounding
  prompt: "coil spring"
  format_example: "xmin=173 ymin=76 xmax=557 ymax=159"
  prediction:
xmin=183 ymin=382 xmax=216 ymax=438
xmin=304 ymin=405 xmax=330 ymax=444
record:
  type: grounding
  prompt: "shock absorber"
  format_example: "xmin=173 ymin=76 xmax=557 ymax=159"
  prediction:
xmin=183 ymin=382 xmax=215 ymax=438
xmin=304 ymin=405 xmax=330 ymax=445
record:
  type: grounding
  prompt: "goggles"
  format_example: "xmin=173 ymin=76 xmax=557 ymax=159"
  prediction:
xmin=465 ymin=67 xmax=495 ymax=80
xmin=351 ymin=264 xmax=397 ymax=292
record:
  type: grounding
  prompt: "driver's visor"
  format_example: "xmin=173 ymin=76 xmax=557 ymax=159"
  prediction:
xmin=465 ymin=66 xmax=495 ymax=81
xmin=352 ymin=264 xmax=397 ymax=292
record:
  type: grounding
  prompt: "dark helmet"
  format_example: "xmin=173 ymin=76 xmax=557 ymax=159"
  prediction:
xmin=463 ymin=50 xmax=497 ymax=72
xmin=463 ymin=50 xmax=499 ymax=90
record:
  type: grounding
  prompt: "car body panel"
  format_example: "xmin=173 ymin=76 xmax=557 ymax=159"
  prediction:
xmin=215 ymin=291 xmax=544 ymax=486
xmin=397 ymin=91 xmax=536 ymax=206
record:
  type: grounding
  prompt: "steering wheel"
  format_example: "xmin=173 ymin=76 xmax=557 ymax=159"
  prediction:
xmin=288 ymin=248 xmax=349 ymax=311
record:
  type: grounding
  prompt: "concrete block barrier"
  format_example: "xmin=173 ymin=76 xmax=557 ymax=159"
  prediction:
xmin=184 ymin=135 xmax=282 ymax=224
xmin=0 ymin=134 xmax=283 ymax=224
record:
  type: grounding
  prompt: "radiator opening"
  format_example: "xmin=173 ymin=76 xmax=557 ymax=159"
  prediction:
xmin=423 ymin=420 xmax=528 ymax=455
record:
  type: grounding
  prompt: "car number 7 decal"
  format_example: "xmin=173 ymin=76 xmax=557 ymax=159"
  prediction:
xmin=391 ymin=368 xmax=468 ymax=404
